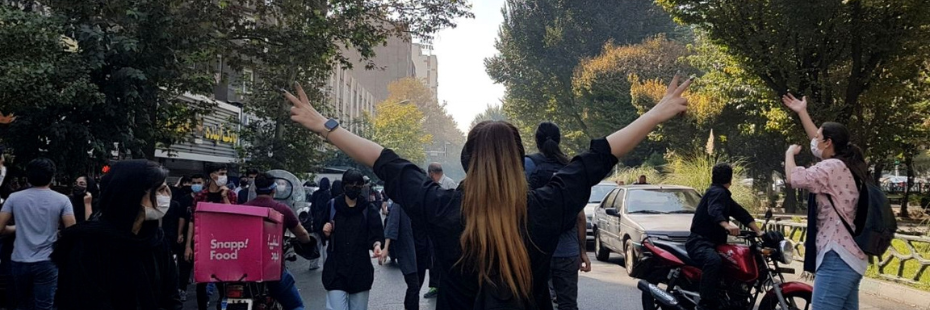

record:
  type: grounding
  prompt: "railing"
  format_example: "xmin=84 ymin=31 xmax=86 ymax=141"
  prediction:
xmin=763 ymin=220 xmax=930 ymax=288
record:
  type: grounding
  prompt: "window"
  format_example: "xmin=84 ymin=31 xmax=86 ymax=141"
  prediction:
xmin=613 ymin=189 xmax=626 ymax=211
xmin=241 ymin=69 xmax=254 ymax=94
xmin=589 ymin=184 xmax=616 ymax=204
xmin=600 ymin=190 xmax=618 ymax=209
xmin=625 ymin=189 xmax=701 ymax=214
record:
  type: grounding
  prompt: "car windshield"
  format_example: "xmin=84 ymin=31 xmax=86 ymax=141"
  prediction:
xmin=626 ymin=189 xmax=700 ymax=214
xmin=588 ymin=184 xmax=615 ymax=203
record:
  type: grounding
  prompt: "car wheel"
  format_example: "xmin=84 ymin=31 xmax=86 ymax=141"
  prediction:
xmin=595 ymin=230 xmax=610 ymax=262
xmin=624 ymin=240 xmax=637 ymax=276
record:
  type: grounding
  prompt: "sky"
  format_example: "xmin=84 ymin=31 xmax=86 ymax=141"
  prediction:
xmin=430 ymin=0 xmax=507 ymax=133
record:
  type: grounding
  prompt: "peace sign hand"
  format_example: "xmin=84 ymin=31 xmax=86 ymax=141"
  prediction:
xmin=648 ymin=75 xmax=692 ymax=123
xmin=283 ymin=83 xmax=328 ymax=134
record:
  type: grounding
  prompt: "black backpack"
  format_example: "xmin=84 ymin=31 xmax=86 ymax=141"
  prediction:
xmin=826 ymin=178 xmax=897 ymax=256
xmin=524 ymin=153 xmax=565 ymax=190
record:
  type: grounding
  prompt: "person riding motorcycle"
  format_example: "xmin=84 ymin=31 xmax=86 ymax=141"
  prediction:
xmin=242 ymin=173 xmax=318 ymax=310
xmin=686 ymin=163 xmax=763 ymax=310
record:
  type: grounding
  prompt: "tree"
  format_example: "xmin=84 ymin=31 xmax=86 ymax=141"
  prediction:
xmin=470 ymin=104 xmax=508 ymax=131
xmin=383 ymin=78 xmax=465 ymax=178
xmin=0 ymin=7 xmax=107 ymax=177
xmin=657 ymin=0 xmax=930 ymax=161
xmin=372 ymin=100 xmax=433 ymax=165
xmin=487 ymin=0 xmax=680 ymax=153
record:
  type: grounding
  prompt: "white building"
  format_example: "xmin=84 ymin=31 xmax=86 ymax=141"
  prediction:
xmin=412 ymin=43 xmax=439 ymax=102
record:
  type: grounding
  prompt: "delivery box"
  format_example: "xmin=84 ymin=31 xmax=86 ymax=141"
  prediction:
xmin=193 ymin=202 xmax=284 ymax=282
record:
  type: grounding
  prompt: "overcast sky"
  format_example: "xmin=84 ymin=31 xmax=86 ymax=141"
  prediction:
xmin=430 ymin=0 xmax=507 ymax=133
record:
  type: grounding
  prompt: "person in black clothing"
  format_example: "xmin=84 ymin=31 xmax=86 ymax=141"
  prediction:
xmin=525 ymin=122 xmax=591 ymax=310
xmin=284 ymin=76 xmax=691 ymax=310
xmin=167 ymin=175 xmax=193 ymax=301
xmin=53 ymin=160 xmax=182 ymax=310
xmin=320 ymin=169 xmax=384 ymax=310
xmin=308 ymin=177 xmax=332 ymax=270
xmin=236 ymin=168 xmax=259 ymax=204
xmin=686 ymin=163 xmax=763 ymax=310
xmin=68 ymin=176 xmax=94 ymax=223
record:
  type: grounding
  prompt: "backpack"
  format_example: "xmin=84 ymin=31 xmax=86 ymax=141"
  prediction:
xmin=826 ymin=178 xmax=897 ymax=256
xmin=524 ymin=154 xmax=564 ymax=190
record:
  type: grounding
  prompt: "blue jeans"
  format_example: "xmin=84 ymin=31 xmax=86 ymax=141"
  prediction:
xmin=813 ymin=251 xmax=862 ymax=310
xmin=10 ymin=261 xmax=57 ymax=310
xmin=325 ymin=290 xmax=369 ymax=310
xmin=267 ymin=269 xmax=305 ymax=310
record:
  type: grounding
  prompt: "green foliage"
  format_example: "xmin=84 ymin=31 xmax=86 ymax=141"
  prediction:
xmin=663 ymin=153 xmax=758 ymax=210
xmin=0 ymin=7 xmax=106 ymax=177
xmin=469 ymin=104 xmax=508 ymax=131
xmin=487 ymin=0 xmax=680 ymax=153
xmin=372 ymin=101 xmax=433 ymax=165
xmin=657 ymin=0 xmax=930 ymax=162
xmin=608 ymin=166 xmax=665 ymax=185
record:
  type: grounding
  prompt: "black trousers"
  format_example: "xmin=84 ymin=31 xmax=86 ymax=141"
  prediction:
xmin=404 ymin=272 xmax=420 ymax=310
xmin=427 ymin=238 xmax=441 ymax=288
xmin=685 ymin=236 xmax=721 ymax=308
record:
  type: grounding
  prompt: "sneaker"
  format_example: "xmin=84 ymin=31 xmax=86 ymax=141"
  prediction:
xmin=423 ymin=287 xmax=438 ymax=299
xmin=179 ymin=289 xmax=187 ymax=302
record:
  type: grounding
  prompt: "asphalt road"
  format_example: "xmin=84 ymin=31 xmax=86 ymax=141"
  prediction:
xmin=182 ymin=251 xmax=919 ymax=310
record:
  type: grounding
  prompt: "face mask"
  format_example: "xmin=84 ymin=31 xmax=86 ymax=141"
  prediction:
xmin=810 ymin=138 xmax=824 ymax=159
xmin=345 ymin=187 xmax=361 ymax=200
xmin=215 ymin=175 xmax=228 ymax=187
xmin=73 ymin=185 xmax=86 ymax=194
xmin=191 ymin=184 xmax=203 ymax=193
xmin=145 ymin=194 xmax=172 ymax=221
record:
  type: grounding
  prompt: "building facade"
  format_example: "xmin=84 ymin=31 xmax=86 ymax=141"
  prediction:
xmin=411 ymin=43 xmax=439 ymax=102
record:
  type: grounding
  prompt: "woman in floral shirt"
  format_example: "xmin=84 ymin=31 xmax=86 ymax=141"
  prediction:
xmin=783 ymin=94 xmax=870 ymax=310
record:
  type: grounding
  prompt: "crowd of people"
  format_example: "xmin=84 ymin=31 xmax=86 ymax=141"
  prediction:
xmin=0 ymin=75 xmax=872 ymax=310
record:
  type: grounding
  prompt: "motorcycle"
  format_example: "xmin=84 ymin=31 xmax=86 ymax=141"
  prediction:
xmin=217 ymin=236 xmax=299 ymax=310
xmin=636 ymin=211 xmax=813 ymax=310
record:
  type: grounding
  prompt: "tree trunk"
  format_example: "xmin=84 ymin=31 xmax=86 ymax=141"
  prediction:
xmin=873 ymin=160 xmax=885 ymax=185
xmin=784 ymin=185 xmax=798 ymax=214
xmin=901 ymin=149 xmax=915 ymax=218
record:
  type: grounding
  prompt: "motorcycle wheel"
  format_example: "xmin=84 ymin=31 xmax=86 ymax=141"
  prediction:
xmin=758 ymin=290 xmax=812 ymax=310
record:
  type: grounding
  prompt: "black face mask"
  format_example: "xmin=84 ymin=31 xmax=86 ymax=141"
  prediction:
xmin=73 ymin=186 xmax=86 ymax=195
xmin=344 ymin=187 xmax=361 ymax=200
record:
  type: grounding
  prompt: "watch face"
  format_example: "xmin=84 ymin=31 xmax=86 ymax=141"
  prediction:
xmin=325 ymin=119 xmax=339 ymax=131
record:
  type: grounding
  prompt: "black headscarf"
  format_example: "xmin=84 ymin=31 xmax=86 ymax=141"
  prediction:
xmin=331 ymin=180 xmax=344 ymax=197
xmin=98 ymin=160 xmax=169 ymax=235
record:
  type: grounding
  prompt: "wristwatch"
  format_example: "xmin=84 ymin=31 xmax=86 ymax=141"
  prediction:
xmin=323 ymin=119 xmax=339 ymax=140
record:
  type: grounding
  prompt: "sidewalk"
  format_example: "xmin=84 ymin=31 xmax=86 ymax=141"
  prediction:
xmin=783 ymin=261 xmax=930 ymax=309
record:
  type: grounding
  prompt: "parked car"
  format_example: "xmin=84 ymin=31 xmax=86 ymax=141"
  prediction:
xmin=584 ymin=182 xmax=620 ymax=245
xmin=592 ymin=185 xmax=701 ymax=276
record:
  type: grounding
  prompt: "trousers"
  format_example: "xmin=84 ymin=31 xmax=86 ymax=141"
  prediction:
xmin=812 ymin=251 xmax=862 ymax=310
xmin=686 ymin=236 xmax=721 ymax=307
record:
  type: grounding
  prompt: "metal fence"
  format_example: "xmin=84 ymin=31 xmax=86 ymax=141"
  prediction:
xmin=764 ymin=220 xmax=930 ymax=287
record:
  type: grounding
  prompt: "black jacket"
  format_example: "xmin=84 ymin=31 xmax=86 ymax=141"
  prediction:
xmin=374 ymin=139 xmax=617 ymax=310
xmin=309 ymin=188 xmax=332 ymax=235
xmin=321 ymin=195 xmax=384 ymax=293
xmin=53 ymin=220 xmax=181 ymax=310
xmin=689 ymin=184 xmax=755 ymax=245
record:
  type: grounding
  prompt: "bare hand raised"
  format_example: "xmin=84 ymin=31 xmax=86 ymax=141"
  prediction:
xmin=781 ymin=94 xmax=807 ymax=114
xmin=283 ymin=83 xmax=328 ymax=134
xmin=786 ymin=144 xmax=802 ymax=156
xmin=647 ymin=75 xmax=692 ymax=123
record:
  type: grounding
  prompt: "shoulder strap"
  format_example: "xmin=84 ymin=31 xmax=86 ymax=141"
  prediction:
xmin=328 ymin=199 xmax=336 ymax=222
xmin=825 ymin=195 xmax=859 ymax=237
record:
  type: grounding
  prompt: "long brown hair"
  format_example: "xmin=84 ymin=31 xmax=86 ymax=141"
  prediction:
xmin=458 ymin=121 xmax=533 ymax=299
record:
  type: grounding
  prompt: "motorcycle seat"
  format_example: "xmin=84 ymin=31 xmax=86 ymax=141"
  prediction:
xmin=652 ymin=240 xmax=697 ymax=267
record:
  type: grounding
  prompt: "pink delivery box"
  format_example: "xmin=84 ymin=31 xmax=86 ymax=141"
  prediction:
xmin=193 ymin=202 xmax=285 ymax=283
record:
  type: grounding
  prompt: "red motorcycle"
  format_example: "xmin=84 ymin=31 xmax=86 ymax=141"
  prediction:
xmin=635 ymin=213 xmax=813 ymax=310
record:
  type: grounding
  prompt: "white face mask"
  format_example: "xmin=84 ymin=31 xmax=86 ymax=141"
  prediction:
xmin=810 ymin=138 xmax=824 ymax=159
xmin=145 ymin=194 xmax=172 ymax=221
xmin=215 ymin=175 xmax=228 ymax=187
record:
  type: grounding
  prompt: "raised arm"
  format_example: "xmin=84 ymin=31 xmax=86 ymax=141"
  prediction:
xmin=607 ymin=75 xmax=692 ymax=158
xmin=284 ymin=83 xmax=383 ymax=167
xmin=781 ymin=94 xmax=818 ymax=140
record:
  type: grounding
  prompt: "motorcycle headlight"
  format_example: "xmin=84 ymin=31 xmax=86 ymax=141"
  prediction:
xmin=778 ymin=240 xmax=794 ymax=264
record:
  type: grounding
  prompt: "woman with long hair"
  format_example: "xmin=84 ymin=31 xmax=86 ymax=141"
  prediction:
xmin=284 ymin=76 xmax=691 ymax=309
xmin=53 ymin=160 xmax=181 ymax=310
xmin=783 ymin=94 xmax=869 ymax=310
